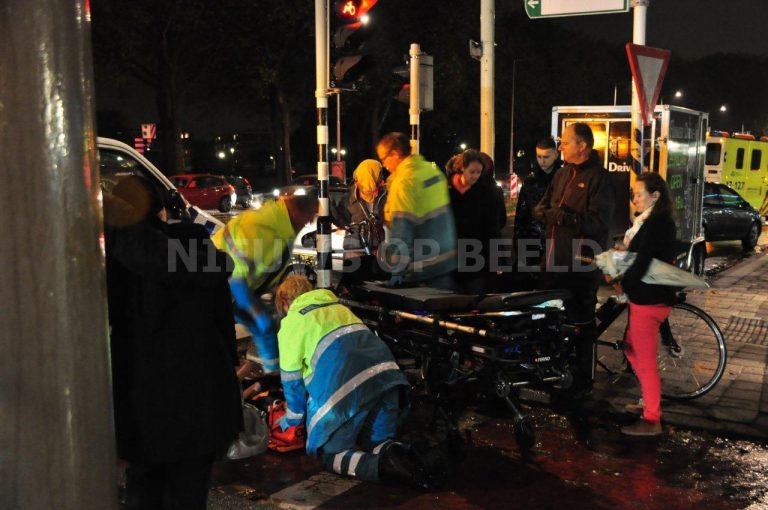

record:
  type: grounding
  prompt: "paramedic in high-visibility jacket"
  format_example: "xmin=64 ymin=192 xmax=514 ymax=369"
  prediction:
xmin=212 ymin=192 xmax=316 ymax=373
xmin=376 ymin=132 xmax=457 ymax=289
xmin=273 ymin=275 xmax=442 ymax=489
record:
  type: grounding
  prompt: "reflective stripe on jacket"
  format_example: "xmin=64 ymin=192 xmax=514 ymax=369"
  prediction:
xmin=277 ymin=289 xmax=408 ymax=455
xmin=383 ymin=154 xmax=457 ymax=282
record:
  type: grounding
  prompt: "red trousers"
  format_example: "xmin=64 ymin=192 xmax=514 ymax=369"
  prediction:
xmin=624 ymin=302 xmax=671 ymax=423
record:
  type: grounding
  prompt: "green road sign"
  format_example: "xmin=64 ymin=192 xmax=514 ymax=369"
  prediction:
xmin=525 ymin=0 xmax=629 ymax=19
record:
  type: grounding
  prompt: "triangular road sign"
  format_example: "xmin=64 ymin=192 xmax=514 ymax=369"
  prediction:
xmin=625 ymin=43 xmax=671 ymax=126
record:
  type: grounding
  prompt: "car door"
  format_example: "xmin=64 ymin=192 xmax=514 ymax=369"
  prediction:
xmin=204 ymin=176 xmax=225 ymax=209
xmin=719 ymin=185 xmax=754 ymax=239
xmin=703 ymin=183 xmax=726 ymax=240
xmin=183 ymin=177 xmax=206 ymax=206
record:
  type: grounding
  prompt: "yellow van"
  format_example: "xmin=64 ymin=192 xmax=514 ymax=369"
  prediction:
xmin=705 ymin=131 xmax=768 ymax=218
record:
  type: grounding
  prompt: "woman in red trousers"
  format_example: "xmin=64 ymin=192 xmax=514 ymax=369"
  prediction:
xmin=616 ymin=172 xmax=677 ymax=436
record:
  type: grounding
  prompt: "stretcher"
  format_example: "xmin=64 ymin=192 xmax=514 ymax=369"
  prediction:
xmin=338 ymin=281 xmax=575 ymax=449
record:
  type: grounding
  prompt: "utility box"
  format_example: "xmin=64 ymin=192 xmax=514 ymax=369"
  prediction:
xmin=551 ymin=105 xmax=709 ymax=273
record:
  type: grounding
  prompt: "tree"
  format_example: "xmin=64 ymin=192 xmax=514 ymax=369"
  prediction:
xmin=92 ymin=0 xmax=235 ymax=174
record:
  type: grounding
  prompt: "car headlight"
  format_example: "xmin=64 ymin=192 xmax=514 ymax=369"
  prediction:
xmin=272 ymin=188 xmax=280 ymax=197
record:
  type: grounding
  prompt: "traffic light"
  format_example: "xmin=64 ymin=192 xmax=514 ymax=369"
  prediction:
xmin=331 ymin=0 xmax=378 ymax=89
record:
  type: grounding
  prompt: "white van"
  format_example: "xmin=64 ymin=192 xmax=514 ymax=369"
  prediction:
xmin=97 ymin=137 xmax=223 ymax=233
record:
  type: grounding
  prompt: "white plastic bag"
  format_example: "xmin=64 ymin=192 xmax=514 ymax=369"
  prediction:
xmin=226 ymin=403 xmax=269 ymax=460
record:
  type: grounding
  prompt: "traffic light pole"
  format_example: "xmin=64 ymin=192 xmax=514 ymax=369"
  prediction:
xmin=315 ymin=0 xmax=332 ymax=289
xmin=409 ymin=43 xmax=421 ymax=154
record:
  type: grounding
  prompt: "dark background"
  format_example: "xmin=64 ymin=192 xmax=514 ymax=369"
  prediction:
xmin=91 ymin=0 xmax=768 ymax=187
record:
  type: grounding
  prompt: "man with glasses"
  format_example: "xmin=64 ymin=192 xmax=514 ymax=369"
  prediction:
xmin=376 ymin=132 xmax=457 ymax=289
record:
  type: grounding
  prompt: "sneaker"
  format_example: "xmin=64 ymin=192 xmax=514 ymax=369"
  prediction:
xmin=621 ymin=419 xmax=662 ymax=436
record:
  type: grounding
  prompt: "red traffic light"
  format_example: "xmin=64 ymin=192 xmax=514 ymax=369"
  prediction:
xmin=334 ymin=0 xmax=361 ymax=19
xmin=334 ymin=0 xmax=377 ymax=19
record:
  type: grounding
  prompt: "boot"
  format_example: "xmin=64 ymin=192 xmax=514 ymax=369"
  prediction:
xmin=378 ymin=443 xmax=433 ymax=491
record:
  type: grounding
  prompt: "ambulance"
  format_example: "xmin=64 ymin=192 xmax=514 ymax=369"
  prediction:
xmin=705 ymin=131 xmax=768 ymax=218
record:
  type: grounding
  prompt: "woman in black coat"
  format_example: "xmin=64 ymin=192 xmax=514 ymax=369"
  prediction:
xmin=615 ymin=172 xmax=677 ymax=437
xmin=449 ymin=149 xmax=503 ymax=294
xmin=105 ymin=176 xmax=242 ymax=510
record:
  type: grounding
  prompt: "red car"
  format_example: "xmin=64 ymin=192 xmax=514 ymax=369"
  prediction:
xmin=171 ymin=174 xmax=237 ymax=212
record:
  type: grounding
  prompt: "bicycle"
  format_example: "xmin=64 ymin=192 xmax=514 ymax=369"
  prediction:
xmin=594 ymin=291 xmax=727 ymax=400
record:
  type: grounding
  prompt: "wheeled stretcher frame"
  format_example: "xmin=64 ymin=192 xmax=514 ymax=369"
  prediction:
xmin=339 ymin=282 xmax=575 ymax=449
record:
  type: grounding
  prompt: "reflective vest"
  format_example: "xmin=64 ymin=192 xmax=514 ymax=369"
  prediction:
xmin=384 ymin=154 xmax=457 ymax=282
xmin=278 ymin=289 xmax=407 ymax=455
xmin=212 ymin=199 xmax=296 ymax=295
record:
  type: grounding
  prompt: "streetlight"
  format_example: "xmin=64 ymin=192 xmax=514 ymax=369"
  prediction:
xmin=459 ymin=143 xmax=467 ymax=150
xmin=217 ymin=151 xmax=226 ymax=159
xmin=719 ymin=105 xmax=727 ymax=112
xmin=674 ymin=90 xmax=683 ymax=99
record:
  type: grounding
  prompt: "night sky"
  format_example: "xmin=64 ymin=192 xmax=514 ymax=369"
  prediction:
xmin=93 ymin=0 xmax=768 ymax=175
xmin=543 ymin=0 xmax=768 ymax=58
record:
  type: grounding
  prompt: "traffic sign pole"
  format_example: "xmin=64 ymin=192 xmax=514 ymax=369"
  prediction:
xmin=630 ymin=0 xmax=648 ymax=177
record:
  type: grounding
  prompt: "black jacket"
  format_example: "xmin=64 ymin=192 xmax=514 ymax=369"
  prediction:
xmin=106 ymin=218 xmax=243 ymax=464
xmin=622 ymin=214 xmax=678 ymax=305
xmin=514 ymin=161 xmax=562 ymax=244
xmin=533 ymin=151 xmax=615 ymax=270
xmin=450 ymin=177 xmax=502 ymax=273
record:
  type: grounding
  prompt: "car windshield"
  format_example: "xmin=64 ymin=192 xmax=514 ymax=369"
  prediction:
xmin=171 ymin=177 xmax=189 ymax=187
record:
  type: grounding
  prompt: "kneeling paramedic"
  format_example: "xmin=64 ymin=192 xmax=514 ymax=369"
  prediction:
xmin=212 ymin=192 xmax=317 ymax=373
xmin=273 ymin=275 xmax=443 ymax=489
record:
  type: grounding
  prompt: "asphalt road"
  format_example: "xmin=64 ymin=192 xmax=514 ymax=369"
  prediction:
xmin=200 ymin=224 xmax=768 ymax=510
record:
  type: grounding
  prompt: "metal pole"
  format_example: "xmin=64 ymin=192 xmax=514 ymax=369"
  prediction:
xmin=630 ymin=0 xmax=649 ymax=176
xmin=0 ymin=1 xmax=117 ymax=509
xmin=508 ymin=59 xmax=516 ymax=175
xmin=480 ymin=0 xmax=495 ymax=162
xmin=336 ymin=92 xmax=342 ymax=163
xmin=315 ymin=0 xmax=332 ymax=288
xmin=409 ymin=43 xmax=421 ymax=155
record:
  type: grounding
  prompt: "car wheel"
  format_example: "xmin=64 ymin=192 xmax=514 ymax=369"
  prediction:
xmin=219 ymin=196 xmax=232 ymax=213
xmin=742 ymin=222 xmax=760 ymax=252
xmin=691 ymin=243 xmax=706 ymax=276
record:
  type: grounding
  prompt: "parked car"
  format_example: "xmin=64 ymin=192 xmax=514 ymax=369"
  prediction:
xmin=703 ymin=182 xmax=762 ymax=252
xmin=97 ymin=138 xmax=223 ymax=233
xmin=171 ymin=174 xmax=237 ymax=213
xmin=224 ymin=175 xmax=254 ymax=208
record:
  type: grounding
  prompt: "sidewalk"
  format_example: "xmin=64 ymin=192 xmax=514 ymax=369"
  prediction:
xmin=592 ymin=251 xmax=768 ymax=439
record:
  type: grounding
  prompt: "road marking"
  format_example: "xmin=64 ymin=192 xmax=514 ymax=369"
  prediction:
xmin=271 ymin=472 xmax=359 ymax=509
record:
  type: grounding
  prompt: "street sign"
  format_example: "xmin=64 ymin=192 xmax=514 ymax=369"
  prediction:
xmin=525 ymin=0 xmax=628 ymax=19
xmin=625 ymin=43 xmax=671 ymax=126
xmin=141 ymin=123 xmax=156 ymax=140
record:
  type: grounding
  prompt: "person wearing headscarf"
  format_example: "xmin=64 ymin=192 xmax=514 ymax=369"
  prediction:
xmin=332 ymin=160 xmax=388 ymax=278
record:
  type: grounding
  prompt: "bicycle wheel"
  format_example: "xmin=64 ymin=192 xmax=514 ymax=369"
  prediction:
xmin=596 ymin=305 xmax=632 ymax=381
xmin=658 ymin=303 xmax=727 ymax=400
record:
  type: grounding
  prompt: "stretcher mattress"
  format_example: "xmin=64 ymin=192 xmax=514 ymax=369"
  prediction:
xmin=351 ymin=282 xmax=571 ymax=313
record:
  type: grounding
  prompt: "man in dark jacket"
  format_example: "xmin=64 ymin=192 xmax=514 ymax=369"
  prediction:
xmin=534 ymin=123 xmax=615 ymax=397
xmin=514 ymin=137 xmax=562 ymax=271
xmin=105 ymin=176 xmax=243 ymax=510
